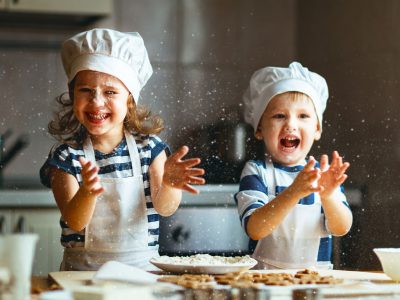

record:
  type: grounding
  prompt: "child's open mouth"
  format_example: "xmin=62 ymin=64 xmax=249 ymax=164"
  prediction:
xmin=280 ymin=136 xmax=300 ymax=149
xmin=86 ymin=112 xmax=110 ymax=123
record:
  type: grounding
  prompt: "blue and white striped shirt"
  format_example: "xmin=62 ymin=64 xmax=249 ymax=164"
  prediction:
xmin=40 ymin=132 xmax=169 ymax=250
xmin=235 ymin=159 xmax=349 ymax=265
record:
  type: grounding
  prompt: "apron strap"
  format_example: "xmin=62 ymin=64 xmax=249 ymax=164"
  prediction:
xmin=264 ymin=159 xmax=275 ymax=199
xmin=124 ymin=130 xmax=142 ymax=177
xmin=83 ymin=130 xmax=142 ymax=178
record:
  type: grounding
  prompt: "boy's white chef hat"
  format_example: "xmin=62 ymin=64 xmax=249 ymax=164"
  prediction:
xmin=243 ymin=62 xmax=328 ymax=132
xmin=61 ymin=28 xmax=153 ymax=103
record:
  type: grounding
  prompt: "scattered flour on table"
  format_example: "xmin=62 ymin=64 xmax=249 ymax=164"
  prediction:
xmin=155 ymin=254 xmax=255 ymax=265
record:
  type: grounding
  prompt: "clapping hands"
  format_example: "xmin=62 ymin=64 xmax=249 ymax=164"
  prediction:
xmin=290 ymin=156 xmax=323 ymax=198
xmin=318 ymin=151 xmax=350 ymax=199
xmin=290 ymin=151 xmax=349 ymax=199
xmin=162 ymin=146 xmax=205 ymax=194
xmin=79 ymin=157 xmax=104 ymax=196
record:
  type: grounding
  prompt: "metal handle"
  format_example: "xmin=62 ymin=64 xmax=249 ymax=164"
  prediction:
xmin=1 ymin=134 xmax=30 ymax=167
xmin=0 ymin=215 xmax=5 ymax=234
xmin=14 ymin=216 xmax=26 ymax=233
xmin=0 ymin=129 xmax=12 ymax=141
xmin=172 ymin=225 xmax=190 ymax=243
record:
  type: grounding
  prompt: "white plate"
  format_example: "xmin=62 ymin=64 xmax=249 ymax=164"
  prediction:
xmin=150 ymin=258 xmax=257 ymax=274
xmin=40 ymin=290 xmax=73 ymax=300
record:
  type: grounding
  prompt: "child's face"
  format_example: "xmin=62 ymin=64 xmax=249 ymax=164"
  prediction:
xmin=73 ymin=70 xmax=130 ymax=139
xmin=256 ymin=92 xmax=321 ymax=166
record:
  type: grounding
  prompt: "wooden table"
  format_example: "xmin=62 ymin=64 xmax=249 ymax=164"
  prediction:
xmin=31 ymin=270 xmax=400 ymax=299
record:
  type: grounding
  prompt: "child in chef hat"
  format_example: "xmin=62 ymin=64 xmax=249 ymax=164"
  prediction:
xmin=236 ymin=62 xmax=353 ymax=269
xmin=40 ymin=28 xmax=205 ymax=271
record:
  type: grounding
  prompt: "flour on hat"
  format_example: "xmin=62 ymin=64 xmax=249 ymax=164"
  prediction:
xmin=243 ymin=62 xmax=328 ymax=132
xmin=61 ymin=28 xmax=153 ymax=103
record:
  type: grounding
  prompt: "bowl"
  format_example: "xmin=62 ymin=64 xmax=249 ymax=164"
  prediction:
xmin=373 ymin=248 xmax=400 ymax=281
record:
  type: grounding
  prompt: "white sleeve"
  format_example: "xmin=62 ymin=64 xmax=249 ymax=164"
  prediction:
xmin=236 ymin=161 xmax=271 ymax=231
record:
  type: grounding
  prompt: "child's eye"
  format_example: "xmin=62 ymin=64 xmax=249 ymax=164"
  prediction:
xmin=273 ymin=113 xmax=285 ymax=119
xmin=299 ymin=113 xmax=310 ymax=118
xmin=78 ymin=87 xmax=93 ymax=93
xmin=105 ymin=90 xmax=117 ymax=95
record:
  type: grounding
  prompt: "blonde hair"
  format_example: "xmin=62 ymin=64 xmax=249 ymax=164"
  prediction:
xmin=48 ymin=80 xmax=164 ymax=147
xmin=283 ymin=91 xmax=320 ymax=130
xmin=284 ymin=91 xmax=312 ymax=103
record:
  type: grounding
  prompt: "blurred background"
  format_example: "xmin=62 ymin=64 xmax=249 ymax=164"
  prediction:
xmin=0 ymin=0 xmax=399 ymax=271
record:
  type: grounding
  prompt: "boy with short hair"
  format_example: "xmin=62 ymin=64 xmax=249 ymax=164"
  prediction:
xmin=236 ymin=62 xmax=352 ymax=269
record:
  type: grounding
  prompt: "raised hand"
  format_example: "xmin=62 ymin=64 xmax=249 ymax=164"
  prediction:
xmin=289 ymin=156 xmax=323 ymax=198
xmin=79 ymin=157 xmax=104 ymax=196
xmin=162 ymin=146 xmax=205 ymax=194
xmin=318 ymin=151 xmax=350 ymax=199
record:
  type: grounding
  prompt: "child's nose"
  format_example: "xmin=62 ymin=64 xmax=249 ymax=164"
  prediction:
xmin=90 ymin=90 xmax=106 ymax=105
xmin=284 ymin=117 xmax=297 ymax=131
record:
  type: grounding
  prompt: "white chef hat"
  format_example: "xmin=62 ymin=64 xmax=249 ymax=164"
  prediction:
xmin=243 ymin=62 xmax=328 ymax=132
xmin=61 ymin=28 xmax=153 ymax=103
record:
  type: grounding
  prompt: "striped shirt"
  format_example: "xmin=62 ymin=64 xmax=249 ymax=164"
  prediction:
xmin=235 ymin=159 xmax=349 ymax=265
xmin=40 ymin=132 xmax=169 ymax=250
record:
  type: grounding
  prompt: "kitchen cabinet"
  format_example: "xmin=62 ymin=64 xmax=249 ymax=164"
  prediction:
xmin=0 ymin=208 xmax=63 ymax=276
xmin=0 ymin=0 xmax=112 ymax=15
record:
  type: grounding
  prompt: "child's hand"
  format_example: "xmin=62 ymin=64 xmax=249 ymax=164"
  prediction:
xmin=163 ymin=146 xmax=205 ymax=194
xmin=79 ymin=157 xmax=104 ymax=197
xmin=318 ymin=151 xmax=350 ymax=199
xmin=289 ymin=156 xmax=323 ymax=198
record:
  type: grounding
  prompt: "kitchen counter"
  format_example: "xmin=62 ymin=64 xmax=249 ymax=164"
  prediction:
xmin=0 ymin=184 xmax=361 ymax=209
xmin=0 ymin=189 xmax=55 ymax=207
xmin=0 ymin=184 xmax=239 ymax=208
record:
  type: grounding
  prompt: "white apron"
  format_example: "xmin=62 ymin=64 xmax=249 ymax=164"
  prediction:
xmin=252 ymin=161 xmax=326 ymax=269
xmin=61 ymin=131 xmax=159 ymax=271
